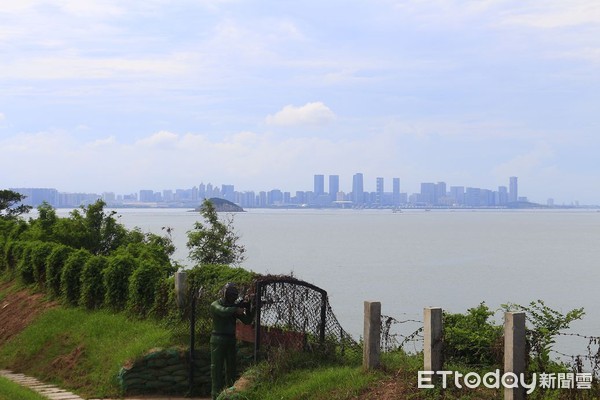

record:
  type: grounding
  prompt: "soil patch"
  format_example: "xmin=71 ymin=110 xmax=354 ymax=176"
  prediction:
xmin=0 ymin=281 xmax=57 ymax=346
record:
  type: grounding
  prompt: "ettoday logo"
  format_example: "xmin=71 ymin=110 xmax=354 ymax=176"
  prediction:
xmin=418 ymin=370 xmax=593 ymax=394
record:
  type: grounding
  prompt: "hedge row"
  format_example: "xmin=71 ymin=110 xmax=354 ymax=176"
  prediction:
xmin=0 ymin=239 xmax=173 ymax=318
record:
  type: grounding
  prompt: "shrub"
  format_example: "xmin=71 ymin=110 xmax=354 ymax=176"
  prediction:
xmin=31 ymin=242 xmax=55 ymax=286
xmin=3 ymin=240 xmax=25 ymax=274
xmin=127 ymin=261 xmax=164 ymax=317
xmin=150 ymin=276 xmax=175 ymax=319
xmin=1 ymin=240 xmax=13 ymax=273
xmin=443 ymin=303 xmax=503 ymax=367
xmin=186 ymin=264 xmax=256 ymax=297
xmin=46 ymin=244 xmax=74 ymax=298
xmin=0 ymin=237 xmax=5 ymax=271
xmin=17 ymin=242 xmax=36 ymax=285
xmin=104 ymin=254 xmax=138 ymax=311
xmin=60 ymin=249 xmax=92 ymax=306
xmin=80 ymin=255 xmax=109 ymax=310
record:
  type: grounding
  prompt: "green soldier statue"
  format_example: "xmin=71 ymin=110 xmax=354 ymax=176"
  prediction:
xmin=210 ymin=282 xmax=254 ymax=399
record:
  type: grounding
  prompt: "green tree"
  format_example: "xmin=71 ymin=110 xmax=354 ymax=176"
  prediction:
xmin=28 ymin=202 xmax=57 ymax=242
xmin=0 ymin=190 xmax=32 ymax=219
xmin=187 ymin=199 xmax=245 ymax=266
xmin=53 ymin=200 xmax=127 ymax=255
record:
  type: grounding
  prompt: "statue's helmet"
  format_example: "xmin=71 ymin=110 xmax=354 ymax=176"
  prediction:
xmin=221 ymin=282 xmax=239 ymax=305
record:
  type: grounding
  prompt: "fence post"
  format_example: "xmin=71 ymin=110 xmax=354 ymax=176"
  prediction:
xmin=363 ymin=301 xmax=381 ymax=370
xmin=175 ymin=271 xmax=187 ymax=310
xmin=423 ymin=307 xmax=443 ymax=375
xmin=504 ymin=312 xmax=526 ymax=400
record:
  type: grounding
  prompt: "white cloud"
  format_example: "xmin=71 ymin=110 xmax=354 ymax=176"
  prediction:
xmin=492 ymin=142 xmax=555 ymax=178
xmin=0 ymin=53 xmax=192 ymax=81
xmin=135 ymin=131 xmax=180 ymax=147
xmin=502 ymin=1 xmax=600 ymax=29
xmin=0 ymin=112 xmax=5 ymax=121
xmin=266 ymin=102 xmax=336 ymax=127
xmin=86 ymin=136 xmax=116 ymax=148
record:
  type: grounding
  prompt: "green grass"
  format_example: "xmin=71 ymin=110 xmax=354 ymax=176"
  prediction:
xmin=244 ymin=365 xmax=380 ymax=400
xmin=0 ymin=301 xmax=176 ymax=398
xmin=0 ymin=376 xmax=48 ymax=400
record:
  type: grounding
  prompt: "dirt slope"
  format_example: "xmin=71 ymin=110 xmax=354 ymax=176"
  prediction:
xmin=0 ymin=281 xmax=57 ymax=346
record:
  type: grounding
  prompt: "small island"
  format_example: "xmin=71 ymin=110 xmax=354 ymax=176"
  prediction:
xmin=195 ymin=197 xmax=245 ymax=212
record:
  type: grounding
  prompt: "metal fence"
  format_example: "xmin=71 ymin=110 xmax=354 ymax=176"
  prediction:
xmin=247 ymin=275 xmax=361 ymax=361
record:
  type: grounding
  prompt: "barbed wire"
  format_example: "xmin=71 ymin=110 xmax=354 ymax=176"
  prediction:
xmin=381 ymin=314 xmax=423 ymax=352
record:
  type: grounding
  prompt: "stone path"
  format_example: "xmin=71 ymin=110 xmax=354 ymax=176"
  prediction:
xmin=0 ymin=369 xmax=211 ymax=400
xmin=0 ymin=369 xmax=83 ymax=399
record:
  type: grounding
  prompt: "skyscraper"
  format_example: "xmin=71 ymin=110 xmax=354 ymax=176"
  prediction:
xmin=420 ymin=183 xmax=435 ymax=205
xmin=509 ymin=177 xmax=518 ymax=203
xmin=392 ymin=178 xmax=400 ymax=206
xmin=328 ymin=175 xmax=339 ymax=202
xmin=314 ymin=174 xmax=325 ymax=196
xmin=352 ymin=173 xmax=364 ymax=205
xmin=376 ymin=177 xmax=384 ymax=206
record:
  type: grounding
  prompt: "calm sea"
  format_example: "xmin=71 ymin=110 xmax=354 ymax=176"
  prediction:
xmin=56 ymin=207 xmax=600 ymax=357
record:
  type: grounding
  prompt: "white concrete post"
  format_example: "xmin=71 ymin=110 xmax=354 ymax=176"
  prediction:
xmin=174 ymin=271 xmax=187 ymax=310
xmin=424 ymin=307 xmax=443 ymax=374
xmin=363 ymin=301 xmax=381 ymax=370
xmin=504 ymin=312 xmax=526 ymax=400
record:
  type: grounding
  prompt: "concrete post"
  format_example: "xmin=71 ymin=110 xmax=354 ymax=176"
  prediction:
xmin=504 ymin=312 xmax=526 ymax=400
xmin=174 ymin=271 xmax=187 ymax=310
xmin=423 ymin=307 xmax=443 ymax=374
xmin=363 ymin=301 xmax=381 ymax=370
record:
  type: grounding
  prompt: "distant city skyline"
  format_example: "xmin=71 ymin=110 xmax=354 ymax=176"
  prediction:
xmin=11 ymin=174 xmax=596 ymax=209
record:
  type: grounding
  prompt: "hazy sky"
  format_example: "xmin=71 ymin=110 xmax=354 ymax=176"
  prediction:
xmin=1 ymin=1 xmax=599 ymax=204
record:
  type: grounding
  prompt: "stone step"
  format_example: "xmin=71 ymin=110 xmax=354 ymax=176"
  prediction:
xmin=0 ymin=369 xmax=84 ymax=400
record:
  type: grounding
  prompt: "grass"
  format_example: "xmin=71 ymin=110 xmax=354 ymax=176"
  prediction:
xmin=0 ymin=376 xmax=48 ymax=400
xmin=243 ymin=365 xmax=380 ymax=400
xmin=0 ymin=285 xmax=177 ymax=398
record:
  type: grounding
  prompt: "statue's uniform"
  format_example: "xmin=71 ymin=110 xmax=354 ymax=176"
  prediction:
xmin=209 ymin=298 xmax=253 ymax=399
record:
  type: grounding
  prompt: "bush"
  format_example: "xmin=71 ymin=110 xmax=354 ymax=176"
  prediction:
xmin=1 ymin=240 xmax=13 ymax=273
xmin=31 ymin=242 xmax=55 ymax=286
xmin=150 ymin=276 xmax=175 ymax=319
xmin=60 ymin=249 xmax=92 ymax=306
xmin=3 ymin=240 xmax=25 ymax=274
xmin=186 ymin=264 xmax=256 ymax=297
xmin=17 ymin=242 xmax=36 ymax=285
xmin=46 ymin=244 xmax=74 ymax=298
xmin=443 ymin=303 xmax=503 ymax=367
xmin=104 ymin=254 xmax=138 ymax=311
xmin=80 ymin=255 xmax=109 ymax=310
xmin=127 ymin=261 xmax=164 ymax=317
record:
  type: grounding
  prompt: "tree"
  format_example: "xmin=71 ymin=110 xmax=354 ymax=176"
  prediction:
xmin=187 ymin=198 xmax=245 ymax=266
xmin=52 ymin=200 xmax=127 ymax=255
xmin=0 ymin=190 xmax=32 ymax=219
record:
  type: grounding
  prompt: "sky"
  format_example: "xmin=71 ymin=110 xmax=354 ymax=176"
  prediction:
xmin=1 ymin=0 xmax=599 ymax=205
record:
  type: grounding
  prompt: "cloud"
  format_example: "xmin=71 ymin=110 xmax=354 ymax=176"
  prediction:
xmin=266 ymin=102 xmax=336 ymax=127
xmin=501 ymin=1 xmax=600 ymax=29
xmin=135 ymin=131 xmax=180 ymax=147
xmin=0 ymin=53 xmax=192 ymax=81
xmin=0 ymin=112 xmax=5 ymax=121
xmin=492 ymin=142 xmax=555 ymax=178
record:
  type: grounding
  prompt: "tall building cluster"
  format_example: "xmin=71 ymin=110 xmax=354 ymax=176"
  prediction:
xmin=11 ymin=176 xmax=524 ymax=209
